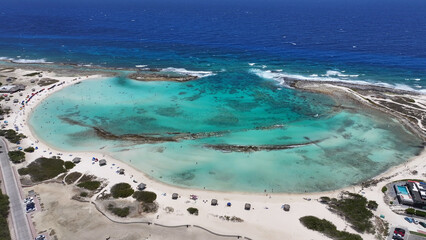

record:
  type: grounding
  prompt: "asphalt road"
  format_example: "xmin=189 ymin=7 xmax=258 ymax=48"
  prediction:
xmin=0 ymin=138 xmax=32 ymax=240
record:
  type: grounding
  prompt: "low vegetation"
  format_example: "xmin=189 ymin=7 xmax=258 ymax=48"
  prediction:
xmin=64 ymin=172 xmax=82 ymax=184
xmin=8 ymin=150 xmax=25 ymax=163
xmin=367 ymin=200 xmax=378 ymax=210
xmin=187 ymin=207 xmax=199 ymax=215
xmin=23 ymin=72 xmax=41 ymax=77
xmin=0 ymin=129 xmax=26 ymax=143
xmin=108 ymin=204 xmax=130 ymax=218
xmin=405 ymin=208 xmax=426 ymax=217
xmin=110 ymin=183 xmax=134 ymax=198
xmin=18 ymin=157 xmax=67 ymax=182
xmin=132 ymin=191 xmax=157 ymax=203
xmin=64 ymin=161 xmax=75 ymax=170
xmin=38 ymin=78 xmax=59 ymax=86
xmin=0 ymin=189 xmax=11 ymax=240
xmin=23 ymin=147 xmax=35 ymax=153
xmin=381 ymin=186 xmax=387 ymax=193
xmin=79 ymin=192 xmax=88 ymax=198
xmin=300 ymin=216 xmax=362 ymax=240
xmin=77 ymin=181 xmax=101 ymax=191
xmin=324 ymin=192 xmax=375 ymax=234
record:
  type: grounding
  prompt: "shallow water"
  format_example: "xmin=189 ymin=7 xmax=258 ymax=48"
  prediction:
xmin=29 ymin=74 xmax=423 ymax=192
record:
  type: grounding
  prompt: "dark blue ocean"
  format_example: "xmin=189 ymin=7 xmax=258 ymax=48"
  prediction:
xmin=1 ymin=0 xmax=425 ymax=90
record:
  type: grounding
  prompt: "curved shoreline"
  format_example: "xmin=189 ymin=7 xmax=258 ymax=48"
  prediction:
xmin=3 ymin=63 xmax=426 ymax=239
xmin=16 ymin=63 xmax=424 ymax=195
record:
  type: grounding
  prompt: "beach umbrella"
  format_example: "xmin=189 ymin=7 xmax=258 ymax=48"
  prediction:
xmin=227 ymin=202 xmax=231 ymax=207
xmin=18 ymin=147 xmax=23 ymax=150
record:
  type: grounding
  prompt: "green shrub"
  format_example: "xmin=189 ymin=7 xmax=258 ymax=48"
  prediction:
xmin=0 ymin=189 xmax=11 ymax=240
xmin=18 ymin=157 xmax=67 ymax=182
xmin=320 ymin=196 xmax=331 ymax=203
xmin=132 ymin=191 xmax=157 ymax=203
xmin=415 ymin=210 xmax=426 ymax=217
xmin=108 ymin=204 xmax=130 ymax=218
xmin=300 ymin=216 xmax=362 ymax=240
xmin=110 ymin=183 xmax=134 ymax=198
xmin=23 ymin=147 xmax=35 ymax=153
xmin=406 ymin=208 xmax=415 ymax=215
xmin=367 ymin=201 xmax=378 ymax=210
xmin=0 ymin=129 xmax=26 ymax=143
xmin=77 ymin=181 xmax=101 ymax=191
xmin=327 ymin=192 xmax=374 ymax=233
xmin=80 ymin=192 xmax=88 ymax=197
xmin=64 ymin=161 xmax=75 ymax=170
xmin=8 ymin=151 xmax=25 ymax=163
xmin=381 ymin=186 xmax=387 ymax=193
xmin=187 ymin=207 xmax=199 ymax=215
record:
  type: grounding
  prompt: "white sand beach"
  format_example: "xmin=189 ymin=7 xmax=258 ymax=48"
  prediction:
xmin=1 ymin=65 xmax=426 ymax=240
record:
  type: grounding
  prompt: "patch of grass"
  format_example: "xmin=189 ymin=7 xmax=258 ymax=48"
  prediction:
xmin=64 ymin=161 xmax=75 ymax=170
xmin=132 ymin=191 xmax=157 ymax=203
xmin=300 ymin=216 xmax=362 ymax=240
xmin=108 ymin=204 xmax=130 ymax=218
xmin=23 ymin=147 xmax=35 ymax=153
xmin=77 ymin=181 xmax=101 ymax=191
xmin=381 ymin=186 xmax=387 ymax=193
xmin=187 ymin=207 xmax=198 ymax=215
xmin=18 ymin=157 xmax=67 ymax=182
xmin=327 ymin=192 xmax=375 ymax=234
xmin=64 ymin=172 xmax=82 ymax=184
xmin=0 ymin=129 xmax=26 ymax=143
xmin=8 ymin=150 xmax=25 ymax=163
xmin=77 ymin=174 xmax=95 ymax=183
xmin=23 ymin=72 xmax=41 ymax=77
xmin=110 ymin=183 xmax=134 ymax=198
xmin=410 ymin=231 xmax=426 ymax=238
xmin=79 ymin=192 xmax=88 ymax=197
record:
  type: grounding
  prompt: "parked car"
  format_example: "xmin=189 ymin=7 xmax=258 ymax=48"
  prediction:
xmin=35 ymin=234 xmax=45 ymax=240
xmin=413 ymin=218 xmax=419 ymax=225
xmin=420 ymin=222 xmax=426 ymax=228
xmin=393 ymin=228 xmax=405 ymax=240
xmin=404 ymin=217 xmax=413 ymax=223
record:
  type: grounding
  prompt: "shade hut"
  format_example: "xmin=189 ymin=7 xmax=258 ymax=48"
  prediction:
xmin=119 ymin=169 xmax=125 ymax=175
xmin=172 ymin=193 xmax=179 ymax=200
xmin=211 ymin=199 xmax=218 ymax=206
xmin=72 ymin=157 xmax=81 ymax=164
xmin=13 ymin=99 xmax=18 ymax=103
xmin=99 ymin=159 xmax=107 ymax=166
xmin=137 ymin=183 xmax=146 ymax=191
xmin=245 ymin=203 xmax=251 ymax=210
xmin=5 ymin=97 xmax=10 ymax=101
xmin=283 ymin=204 xmax=290 ymax=211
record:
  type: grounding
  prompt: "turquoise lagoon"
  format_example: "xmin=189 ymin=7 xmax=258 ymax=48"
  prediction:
xmin=29 ymin=73 xmax=423 ymax=193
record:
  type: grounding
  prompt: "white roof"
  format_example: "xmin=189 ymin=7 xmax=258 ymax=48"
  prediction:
xmin=0 ymin=85 xmax=16 ymax=91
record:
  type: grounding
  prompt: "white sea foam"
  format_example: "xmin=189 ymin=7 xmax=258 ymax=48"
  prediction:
xmin=324 ymin=70 xmax=359 ymax=78
xmin=249 ymin=68 xmax=424 ymax=93
xmin=135 ymin=65 xmax=147 ymax=68
xmin=0 ymin=57 xmax=52 ymax=64
xmin=160 ymin=67 xmax=215 ymax=78
xmin=248 ymin=63 xmax=256 ymax=66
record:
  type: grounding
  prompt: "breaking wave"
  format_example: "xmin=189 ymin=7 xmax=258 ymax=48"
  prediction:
xmin=0 ymin=56 xmax=52 ymax=64
xmin=160 ymin=67 xmax=215 ymax=78
xmin=249 ymin=68 xmax=425 ymax=93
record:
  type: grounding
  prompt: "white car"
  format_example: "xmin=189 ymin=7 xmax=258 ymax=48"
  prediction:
xmin=414 ymin=219 xmax=419 ymax=225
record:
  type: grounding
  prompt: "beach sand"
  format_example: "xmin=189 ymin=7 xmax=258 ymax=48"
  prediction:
xmin=1 ymin=64 xmax=425 ymax=240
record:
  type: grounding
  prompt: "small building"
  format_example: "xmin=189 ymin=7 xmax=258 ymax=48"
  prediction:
xmin=211 ymin=199 xmax=218 ymax=206
xmin=283 ymin=204 xmax=290 ymax=211
xmin=99 ymin=159 xmax=107 ymax=166
xmin=137 ymin=183 xmax=146 ymax=191
xmin=0 ymin=84 xmax=25 ymax=94
xmin=407 ymin=181 xmax=426 ymax=208
xmin=245 ymin=203 xmax=251 ymax=210
xmin=119 ymin=169 xmax=125 ymax=175
xmin=0 ymin=116 xmax=3 ymax=120
xmin=172 ymin=193 xmax=179 ymax=200
xmin=72 ymin=157 xmax=81 ymax=164
xmin=5 ymin=97 xmax=10 ymax=101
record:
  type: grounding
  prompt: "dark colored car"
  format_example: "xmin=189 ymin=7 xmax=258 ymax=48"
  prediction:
xmin=420 ymin=222 xmax=426 ymax=228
